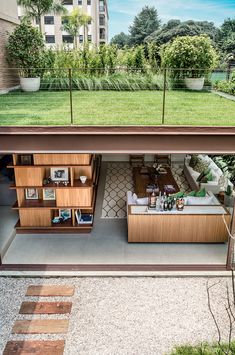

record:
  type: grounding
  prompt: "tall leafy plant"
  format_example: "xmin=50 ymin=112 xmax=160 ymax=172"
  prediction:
xmin=6 ymin=22 xmax=45 ymax=77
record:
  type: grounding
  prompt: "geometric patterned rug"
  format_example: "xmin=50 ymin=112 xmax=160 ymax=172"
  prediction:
xmin=101 ymin=162 xmax=190 ymax=219
xmin=101 ymin=162 xmax=133 ymax=218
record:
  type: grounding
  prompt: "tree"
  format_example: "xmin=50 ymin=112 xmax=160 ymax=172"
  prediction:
xmin=6 ymin=22 xmax=45 ymax=77
xmin=219 ymin=18 xmax=235 ymax=55
xmin=110 ymin=32 xmax=130 ymax=48
xmin=80 ymin=12 xmax=92 ymax=44
xmin=146 ymin=20 xmax=219 ymax=45
xmin=18 ymin=0 xmax=67 ymax=34
xmin=62 ymin=9 xmax=91 ymax=49
xmin=129 ymin=6 xmax=160 ymax=46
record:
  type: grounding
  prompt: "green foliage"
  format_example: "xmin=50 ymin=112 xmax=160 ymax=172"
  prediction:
xmin=161 ymin=35 xmax=218 ymax=78
xmin=215 ymin=79 xmax=235 ymax=96
xmin=146 ymin=20 xmax=219 ymax=45
xmin=41 ymin=72 xmax=162 ymax=91
xmin=61 ymin=8 xmax=91 ymax=48
xmin=129 ymin=6 xmax=160 ymax=45
xmin=110 ymin=32 xmax=131 ymax=48
xmin=170 ymin=341 xmax=235 ymax=355
xmin=6 ymin=22 xmax=45 ymax=77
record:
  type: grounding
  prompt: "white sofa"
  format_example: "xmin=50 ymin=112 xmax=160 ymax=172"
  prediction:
xmin=184 ymin=154 xmax=233 ymax=194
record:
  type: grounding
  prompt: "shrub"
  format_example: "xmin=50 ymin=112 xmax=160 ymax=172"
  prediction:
xmin=6 ymin=21 xmax=45 ymax=77
xmin=170 ymin=341 xmax=235 ymax=355
xmin=161 ymin=35 xmax=218 ymax=78
xmin=41 ymin=72 xmax=162 ymax=91
xmin=215 ymin=79 xmax=235 ymax=95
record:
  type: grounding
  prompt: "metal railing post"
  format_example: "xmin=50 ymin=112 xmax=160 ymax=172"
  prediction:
xmin=68 ymin=68 xmax=74 ymax=125
xmin=162 ymin=68 xmax=167 ymax=125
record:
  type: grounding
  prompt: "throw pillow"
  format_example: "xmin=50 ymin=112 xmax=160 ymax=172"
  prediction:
xmin=194 ymin=159 xmax=210 ymax=173
xmin=170 ymin=191 xmax=185 ymax=198
xmin=186 ymin=196 xmax=213 ymax=205
xmin=186 ymin=190 xmax=197 ymax=197
xmin=189 ymin=155 xmax=198 ymax=168
xmin=196 ymin=168 xmax=211 ymax=182
xmin=195 ymin=188 xmax=206 ymax=197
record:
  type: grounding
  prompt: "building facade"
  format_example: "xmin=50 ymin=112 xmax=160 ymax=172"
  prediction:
xmin=18 ymin=0 xmax=109 ymax=48
xmin=0 ymin=0 xmax=20 ymax=93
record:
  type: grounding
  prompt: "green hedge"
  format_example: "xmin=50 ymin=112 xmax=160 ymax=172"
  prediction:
xmin=215 ymin=80 xmax=235 ymax=96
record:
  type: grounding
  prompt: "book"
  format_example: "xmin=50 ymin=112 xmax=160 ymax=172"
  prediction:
xmin=75 ymin=210 xmax=93 ymax=225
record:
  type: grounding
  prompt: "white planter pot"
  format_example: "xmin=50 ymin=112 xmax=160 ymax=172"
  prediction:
xmin=185 ymin=77 xmax=205 ymax=91
xmin=20 ymin=77 xmax=41 ymax=92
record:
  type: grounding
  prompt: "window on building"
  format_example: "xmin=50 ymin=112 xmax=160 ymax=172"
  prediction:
xmin=79 ymin=35 xmax=84 ymax=43
xmin=62 ymin=35 xmax=74 ymax=43
xmin=87 ymin=0 xmax=91 ymax=5
xmin=99 ymin=14 xmax=105 ymax=26
xmin=61 ymin=17 xmax=69 ymax=25
xmin=88 ymin=18 xmax=92 ymax=25
xmin=44 ymin=16 xmax=54 ymax=25
xmin=63 ymin=0 xmax=73 ymax=4
xmin=45 ymin=35 xmax=55 ymax=44
xmin=99 ymin=0 xmax=105 ymax=12
xmin=99 ymin=28 xmax=105 ymax=40
xmin=78 ymin=0 xmax=82 ymax=4
xmin=88 ymin=35 xmax=92 ymax=42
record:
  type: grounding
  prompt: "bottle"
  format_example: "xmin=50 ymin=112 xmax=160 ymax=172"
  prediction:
xmin=149 ymin=190 xmax=157 ymax=209
xmin=168 ymin=198 xmax=173 ymax=211
xmin=164 ymin=199 xmax=168 ymax=211
xmin=156 ymin=197 xmax=160 ymax=212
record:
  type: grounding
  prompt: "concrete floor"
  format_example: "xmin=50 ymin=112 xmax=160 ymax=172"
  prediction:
xmin=1 ymin=163 xmax=229 ymax=266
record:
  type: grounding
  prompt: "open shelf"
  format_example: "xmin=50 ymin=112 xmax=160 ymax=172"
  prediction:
xmin=10 ymin=153 xmax=101 ymax=234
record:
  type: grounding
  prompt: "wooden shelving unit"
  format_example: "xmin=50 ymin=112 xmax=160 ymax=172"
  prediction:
xmin=10 ymin=153 xmax=101 ymax=234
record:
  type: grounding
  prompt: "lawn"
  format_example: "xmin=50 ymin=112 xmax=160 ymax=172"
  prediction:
xmin=0 ymin=90 xmax=235 ymax=126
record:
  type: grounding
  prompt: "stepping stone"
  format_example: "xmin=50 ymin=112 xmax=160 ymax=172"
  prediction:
xmin=3 ymin=340 xmax=65 ymax=355
xmin=19 ymin=302 xmax=72 ymax=314
xmin=12 ymin=320 xmax=69 ymax=334
xmin=26 ymin=285 xmax=74 ymax=297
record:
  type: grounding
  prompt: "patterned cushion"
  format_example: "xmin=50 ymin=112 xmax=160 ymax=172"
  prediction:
xmin=194 ymin=159 xmax=210 ymax=173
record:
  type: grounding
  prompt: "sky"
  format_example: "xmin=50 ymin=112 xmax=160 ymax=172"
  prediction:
xmin=108 ymin=0 xmax=235 ymax=39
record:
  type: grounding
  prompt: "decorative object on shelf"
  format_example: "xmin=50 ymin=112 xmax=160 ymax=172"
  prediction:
xmin=152 ymin=163 xmax=167 ymax=176
xmin=75 ymin=209 xmax=93 ymax=225
xmin=51 ymin=167 xmax=69 ymax=182
xmin=43 ymin=177 xmax=52 ymax=186
xmin=43 ymin=188 xmax=56 ymax=201
xmin=63 ymin=181 xmax=69 ymax=186
xmin=80 ymin=176 xmax=87 ymax=184
xmin=25 ymin=188 xmax=38 ymax=200
xmin=20 ymin=155 xmax=33 ymax=166
xmin=52 ymin=216 xmax=63 ymax=224
xmin=176 ymin=198 xmax=185 ymax=211
xmin=59 ymin=209 xmax=71 ymax=221
xmin=164 ymin=184 xmax=176 ymax=194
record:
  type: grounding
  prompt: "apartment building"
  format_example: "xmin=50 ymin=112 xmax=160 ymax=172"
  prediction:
xmin=0 ymin=0 xmax=20 ymax=93
xmin=18 ymin=0 xmax=109 ymax=47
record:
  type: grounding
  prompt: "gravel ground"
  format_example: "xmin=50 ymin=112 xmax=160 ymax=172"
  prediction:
xmin=0 ymin=277 xmax=234 ymax=355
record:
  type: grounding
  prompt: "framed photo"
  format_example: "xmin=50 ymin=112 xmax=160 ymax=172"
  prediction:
xmin=43 ymin=188 xmax=56 ymax=200
xmin=59 ymin=209 xmax=71 ymax=221
xmin=51 ymin=167 xmax=69 ymax=182
xmin=25 ymin=188 xmax=38 ymax=200
xmin=20 ymin=155 xmax=33 ymax=166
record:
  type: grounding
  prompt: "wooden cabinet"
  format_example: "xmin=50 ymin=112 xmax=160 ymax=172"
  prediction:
xmin=10 ymin=153 xmax=100 ymax=233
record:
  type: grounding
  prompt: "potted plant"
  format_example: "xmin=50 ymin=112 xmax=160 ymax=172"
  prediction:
xmin=162 ymin=35 xmax=218 ymax=91
xmin=224 ymin=184 xmax=234 ymax=208
xmin=6 ymin=22 xmax=45 ymax=92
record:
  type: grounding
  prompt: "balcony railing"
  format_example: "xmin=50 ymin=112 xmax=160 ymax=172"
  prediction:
xmin=0 ymin=67 xmax=234 ymax=126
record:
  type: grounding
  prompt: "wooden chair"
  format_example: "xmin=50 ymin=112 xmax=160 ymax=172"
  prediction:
xmin=129 ymin=154 xmax=145 ymax=167
xmin=154 ymin=154 xmax=171 ymax=167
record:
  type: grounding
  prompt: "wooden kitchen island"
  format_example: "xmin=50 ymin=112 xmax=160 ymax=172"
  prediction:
xmin=127 ymin=205 xmax=230 ymax=243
